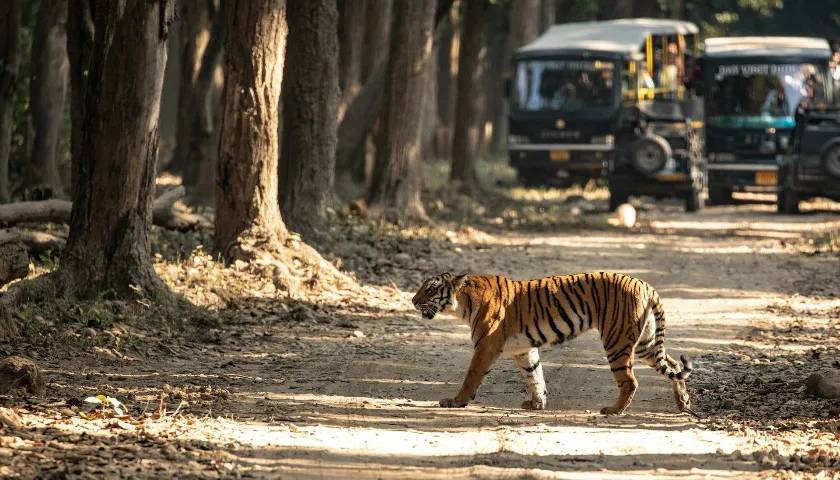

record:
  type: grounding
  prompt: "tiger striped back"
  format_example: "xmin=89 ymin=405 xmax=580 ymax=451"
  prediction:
xmin=413 ymin=271 xmax=692 ymax=414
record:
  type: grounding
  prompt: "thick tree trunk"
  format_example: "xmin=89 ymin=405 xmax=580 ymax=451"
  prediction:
xmin=168 ymin=1 xmax=210 ymax=175
xmin=366 ymin=0 xmax=435 ymax=221
xmin=349 ymin=0 xmax=391 ymax=184
xmin=436 ymin=10 xmax=454 ymax=130
xmin=450 ymin=0 xmax=488 ymax=187
xmin=280 ymin=0 xmax=339 ymax=236
xmin=484 ymin=2 xmax=509 ymax=154
xmin=215 ymin=0 xmax=288 ymax=256
xmin=0 ymin=1 xmax=21 ymax=203
xmin=66 ymin=0 xmax=94 ymax=197
xmin=180 ymin=4 xmax=226 ymax=193
xmin=28 ymin=0 xmax=69 ymax=198
xmin=509 ymin=0 xmax=540 ymax=49
xmin=336 ymin=1 xmax=451 ymax=179
xmin=337 ymin=0 xmax=365 ymax=104
xmin=540 ymin=0 xmax=556 ymax=32
xmin=59 ymin=0 xmax=173 ymax=300
xmin=360 ymin=0 xmax=391 ymax=81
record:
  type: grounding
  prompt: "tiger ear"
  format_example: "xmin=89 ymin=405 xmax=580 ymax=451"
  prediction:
xmin=453 ymin=273 xmax=468 ymax=290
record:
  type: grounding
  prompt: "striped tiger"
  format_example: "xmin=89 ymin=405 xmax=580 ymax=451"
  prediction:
xmin=411 ymin=272 xmax=692 ymax=415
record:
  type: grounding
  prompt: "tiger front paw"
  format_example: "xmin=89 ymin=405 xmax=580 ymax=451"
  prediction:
xmin=599 ymin=405 xmax=626 ymax=415
xmin=521 ymin=399 xmax=546 ymax=410
xmin=439 ymin=398 xmax=468 ymax=408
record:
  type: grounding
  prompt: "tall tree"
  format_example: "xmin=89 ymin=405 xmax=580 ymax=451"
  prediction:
xmin=66 ymin=0 xmax=94 ymax=196
xmin=337 ymin=0 xmax=365 ymax=104
xmin=483 ymin=2 xmax=509 ymax=153
xmin=59 ymin=0 xmax=173 ymax=299
xmin=178 ymin=3 xmax=226 ymax=197
xmin=540 ymin=0 xmax=556 ymax=31
xmin=280 ymin=0 xmax=339 ymax=236
xmin=28 ymin=0 xmax=69 ymax=197
xmin=509 ymin=0 xmax=540 ymax=49
xmin=215 ymin=0 xmax=288 ymax=257
xmin=367 ymin=0 xmax=436 ymax=221
xmin=0 ymin=0 xmax=21 ymax=203
xmin=167 ymin=1 xmax=210 ymax=175
xmin=450 ymin=0 xmax=488 ymax=187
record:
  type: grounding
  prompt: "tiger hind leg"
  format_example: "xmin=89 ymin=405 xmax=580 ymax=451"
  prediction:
xmin=601 ymin=348 xmax=638 ymax=415
xmin=513 ymin=348 xmax=547 ymax=410
xmin=639 ymin=347 xmax=692 ymax=413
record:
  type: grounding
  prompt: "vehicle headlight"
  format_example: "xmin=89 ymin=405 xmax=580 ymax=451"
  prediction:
xmin=591 ymin=134 xmax=614 ymax=145
xmin=508 ymin=134 xmax=529 ymax=145
xmin=778 ymin=135 xmax=790 ymax=150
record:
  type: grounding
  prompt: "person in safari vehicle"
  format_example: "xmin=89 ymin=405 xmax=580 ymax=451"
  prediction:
xmin=698 ymin=37 xmax=833 ymax=205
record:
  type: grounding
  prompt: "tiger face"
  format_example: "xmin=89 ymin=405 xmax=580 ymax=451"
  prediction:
xmin=412 ymin=272 xmax=465 ymax=319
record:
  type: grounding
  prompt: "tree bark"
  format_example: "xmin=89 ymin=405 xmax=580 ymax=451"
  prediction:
xmin=509 ymin=0 xmax=540 ymax=49
xmin=337 ymin=0 xmax=365 ymax=104
xmin=336 ymin=1 xmax=451 ymax=178
xmin=540 ymin=0 xmax=556 ymax=33
xmin=168 ymin=1 xmax=210 ymax=175
xmin=0 ymin=1 xmax=21 ymax=203
xmin=0 ymin=243 xmax=28 ymax=287
xmin=450 ymin=0 xmax=488 ymax=187
xmin=366 ymin=0 xmax=436 ymax=221
xmin=360 ymin=0 xmax=391 ymax=81
xmin=180 ymin=3 xmax=226 ymax=194
xmin=436 ymin=10 xmax=454 ymax=130
xmin=280 ymin=0 xmax=339 ymax=236
xmin=484 ymin=2 xmax=509 ymax=154
xmin=28 ymin=0 xmax=69 ymax=198
xmin=215 ymin=0 xmax=288 ymax=256
xmin=59 ymin=0 xmax=174 ymax=300
xmin=66 ymin=0 xmax=94 ymax=198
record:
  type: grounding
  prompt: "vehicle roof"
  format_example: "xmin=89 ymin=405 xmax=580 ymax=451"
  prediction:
xmin=704 ymin=36 xmax=831 ymax=59
xmin=516 ymin=18 xmax=698 ymax=57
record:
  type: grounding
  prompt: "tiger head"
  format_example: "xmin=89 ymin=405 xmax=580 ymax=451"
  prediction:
xmin=412 ymin=272 xmax=467 ymax=319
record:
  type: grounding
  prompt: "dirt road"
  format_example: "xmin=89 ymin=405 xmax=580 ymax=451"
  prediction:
xmin=4 ymin=201 xmax=839 ymax=479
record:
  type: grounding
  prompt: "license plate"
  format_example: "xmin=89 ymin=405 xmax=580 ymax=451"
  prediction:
xmin=550 ymin=150 xmax=570 ymax=161
xmin=755 ymin=171 xmax=777 ymax=186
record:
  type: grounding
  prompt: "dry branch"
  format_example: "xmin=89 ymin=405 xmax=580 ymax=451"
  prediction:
xmin=0 ymin=186 xmax=203 ymax=231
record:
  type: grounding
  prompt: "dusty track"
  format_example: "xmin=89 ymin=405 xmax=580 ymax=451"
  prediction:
xmin=2 ymin=202 xmax=839 ymax=479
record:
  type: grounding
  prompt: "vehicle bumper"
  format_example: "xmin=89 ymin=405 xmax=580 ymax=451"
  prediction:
xmin=508 ymin=144 xmax=612 ymax=173
xmin=707 ymin=161 xmax=778 ymax=191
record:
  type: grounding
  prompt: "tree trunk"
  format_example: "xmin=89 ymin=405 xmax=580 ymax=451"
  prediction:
xmin=180 ymin=3 xmax=226 ymax=194
xmin=540 ymin=0 xmax=556 ymax=32
xmin=450 ymin=0 xmax=488 ymax=187
xmin=280 ymin=0 xmax=339 ymax=236
xmin=66 ymin=0 xmax=94 ymax=197
xmin=484 ymin=2 xmax=509 ymax=154
xmin=59 ymin=0 xmax=173 ymax=300
xmin=350 ymin=0 xmax=391 ymax=184
xmin=366 ymin=0 xmax=436 ymax=221
xmin=0 ymin=1 xmax=21 ymax=203
xmin=215 ymin=0 xmax=288 ymax=256
xmin=28 ymin=0 xmax=69 ymax=198
xmin=168 ymin=1 xmax=210 ymax=175
xmin=337 ymin=0 xmax=365 ymax=104
xmin=436 ymin=10 xmax=454 ymax=130
xmin=360 ymin=0 xmax=391 ymax=81
xmin=509 ymin=0 xmax=540 ymax=49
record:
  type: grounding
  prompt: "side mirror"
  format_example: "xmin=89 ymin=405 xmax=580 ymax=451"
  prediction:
xmin=504 ymin=78 xmax=511 ymax=98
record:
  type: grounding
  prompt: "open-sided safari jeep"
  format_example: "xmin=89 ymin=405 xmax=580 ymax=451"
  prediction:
xmin=508 ymin=18 xmax=704 ymax=211
xmin=777 ymin=105 xmax=840 ymax=213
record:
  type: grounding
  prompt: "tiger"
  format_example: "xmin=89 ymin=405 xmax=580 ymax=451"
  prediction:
xmin=411 ymin=271 xmax=693 ymax=415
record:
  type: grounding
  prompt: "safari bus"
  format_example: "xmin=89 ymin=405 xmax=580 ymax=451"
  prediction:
xmin=697 ymin=37 xmax=832 ymax=204
xmin=508 ymin=18 xmax=706 ymax=212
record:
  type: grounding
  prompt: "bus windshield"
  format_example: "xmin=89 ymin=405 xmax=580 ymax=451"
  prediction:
xmin=513 ymin=59 xmax=617 ymax=113
xmin=707 ymin=62 xmax=829 ymax=128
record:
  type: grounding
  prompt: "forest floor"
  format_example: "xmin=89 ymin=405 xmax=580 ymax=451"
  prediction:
xmin=1 ymin=166 xmax=839 ymax=479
